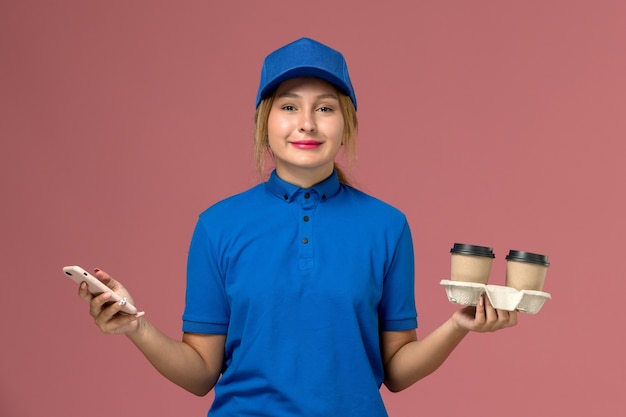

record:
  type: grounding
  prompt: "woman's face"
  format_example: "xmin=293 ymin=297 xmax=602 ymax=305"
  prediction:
xmin=267 ymin=77 xmax=345 ymax=187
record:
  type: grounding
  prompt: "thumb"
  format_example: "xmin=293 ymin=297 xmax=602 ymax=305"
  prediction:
xmin=93 ymin=268 xmax=119 ymax=290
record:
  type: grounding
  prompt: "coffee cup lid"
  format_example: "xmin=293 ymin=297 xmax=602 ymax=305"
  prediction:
xmin=450 ymin=243 xmax=495 ymax=258
xmin=505 ymin=250 xmax=550 ymax=266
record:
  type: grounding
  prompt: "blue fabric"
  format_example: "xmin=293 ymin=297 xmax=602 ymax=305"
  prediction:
xmin=183 ymin=170 xmax=417 ymax=416
xmin=255 ymin=37 xmax=357 ymax=109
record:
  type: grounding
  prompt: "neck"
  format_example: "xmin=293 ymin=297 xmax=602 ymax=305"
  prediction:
xmin=275 ymin=165 xmax=334 ymax=188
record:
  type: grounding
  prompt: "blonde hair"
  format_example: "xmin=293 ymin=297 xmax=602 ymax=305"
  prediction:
xmin=253 ymin=92 xmax=358 ymax=185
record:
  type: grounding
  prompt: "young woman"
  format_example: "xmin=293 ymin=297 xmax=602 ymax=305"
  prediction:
xmin=79 ymin=37 xmax=517 ymax=416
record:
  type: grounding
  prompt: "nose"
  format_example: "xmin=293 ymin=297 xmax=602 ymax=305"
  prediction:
xmin=298 ymin=110 xmax=316 ymax=132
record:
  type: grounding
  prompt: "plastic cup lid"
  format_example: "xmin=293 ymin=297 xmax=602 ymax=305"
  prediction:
xmin=450 ymin=243 xmax=495 ymax=258
xmin=505 ymin=250 xmax=550 ymax=266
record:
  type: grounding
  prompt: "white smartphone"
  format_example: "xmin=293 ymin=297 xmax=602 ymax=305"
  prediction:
xmin=63 ymin=265 xmax=138 ymax=315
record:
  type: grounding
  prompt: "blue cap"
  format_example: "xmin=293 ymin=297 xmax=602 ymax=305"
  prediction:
xmin=255 ymin=37 xmax=357 ymax=109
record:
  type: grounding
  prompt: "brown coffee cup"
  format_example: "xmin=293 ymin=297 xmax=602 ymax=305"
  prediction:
xmin=505 ymin=250 xmax=550 ymax=291
xmin=450 ymin=243 xmax=495 ymax=284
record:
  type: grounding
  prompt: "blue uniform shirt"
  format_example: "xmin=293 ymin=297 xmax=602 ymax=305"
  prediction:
xmin=183 ymin=170 xmax=418 ymax=416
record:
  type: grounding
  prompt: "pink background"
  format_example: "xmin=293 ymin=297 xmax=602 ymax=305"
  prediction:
xmin=2 ymin=1 xmax=625 ymax=416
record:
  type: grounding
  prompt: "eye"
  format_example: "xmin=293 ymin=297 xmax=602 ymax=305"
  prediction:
xmin=317 ymin=106 xmax=334 ymax=113
xmin=281 ymin=105 xmax=296 ymax=111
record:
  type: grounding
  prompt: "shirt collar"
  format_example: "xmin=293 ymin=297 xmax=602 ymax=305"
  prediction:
xmin=265 ymin=170 xmax=341 ymax=203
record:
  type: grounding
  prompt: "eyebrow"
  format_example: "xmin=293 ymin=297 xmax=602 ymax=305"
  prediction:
xmin=275 ymin=92 xmax=339 ymax=101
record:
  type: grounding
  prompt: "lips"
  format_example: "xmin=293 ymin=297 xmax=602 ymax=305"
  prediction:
xmin=291 ymin=140 xmax=322 ymax=149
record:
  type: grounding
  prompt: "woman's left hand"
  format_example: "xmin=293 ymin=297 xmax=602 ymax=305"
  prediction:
xmin=452 ymin=295 xmax=518 ymax=332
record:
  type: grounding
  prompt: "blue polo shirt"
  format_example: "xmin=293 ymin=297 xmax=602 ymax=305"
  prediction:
xmin=183 ymin=170 xmax=417 ymax=417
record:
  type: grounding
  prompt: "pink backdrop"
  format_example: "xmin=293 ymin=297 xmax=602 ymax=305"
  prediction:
xmin=2 ymin=1 xmax=625 ymax=416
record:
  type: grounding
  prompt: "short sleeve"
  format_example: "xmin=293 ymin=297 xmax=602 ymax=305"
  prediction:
xmin=182 ymin=216 xmax=230 ymax=334
xmin=378 ymin=219 xmax=418 ymax=331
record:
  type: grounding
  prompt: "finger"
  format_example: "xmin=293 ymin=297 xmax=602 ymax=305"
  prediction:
xmin=88 ymin=291 xmax=113 ymax=318
xmin=506 ymin=309 xmax=519 ymax=328
xmin=94 ymin=268 xmax=124 ymax=292
xmin=494 ymin=308 xmax=511 ymax=329
xmin=474 ymin=295 xmax=486 ymax=326
xmin=78 ymin=281 xmax=93 ymax=302
xmin=93 ymin=268 xmax=121 ymax=291
xmin=483 ymin=295 xmax=499 ymax=326
xmin=93 ymin=293 xmax=139 ymax=321
xmin=97 ymin=301 xmax=143 ymax=334
xmin=93 ymin=296 xmax=126 ymax=329
xmin=491 ymin=307 xmax=519 ymax=331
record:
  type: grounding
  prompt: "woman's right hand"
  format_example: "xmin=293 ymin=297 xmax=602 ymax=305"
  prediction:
xmin=78 ymin=268 xmax=145 ymax=335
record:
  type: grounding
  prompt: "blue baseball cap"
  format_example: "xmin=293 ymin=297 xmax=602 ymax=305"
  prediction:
xmin=255 ymin=37 xmax=357 ymax=109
